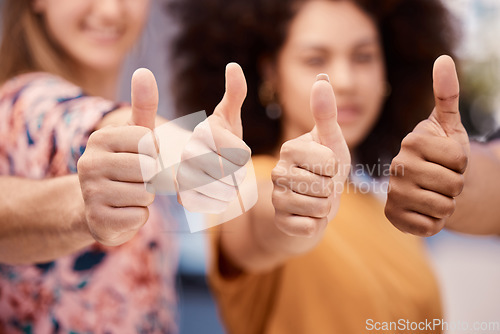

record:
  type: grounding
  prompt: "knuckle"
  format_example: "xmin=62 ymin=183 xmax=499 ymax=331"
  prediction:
xmin=384 ymin=204 xmax=396 ymax=224
xmin=142 ymin=191 xmax=156 ymax=207
xmin=389 ymin=156 xmax=407 ymax=177
xmin=393 ymin=212 xmax=432 ymax=236
xmin=88 ymin=128 xmax=109 ymax=147
xmin=407 ymin=222 xmax=433 ymax=237
xmin=439 ymin=198 xmax=456 ymax=218
xmin=76 ymin=156 xmax=89 ymax=174
xmin=180 ymin=142 xmax=198 ymax=161
xmin=272 ymin=169 xmax=289 ymax=192
xmin=271 ymin=164 xmax=287 ymax=181
xmin=176 ymin=163 xmax=190 ymax=183
xmin=454 ymin=150 xmax=468 ymax=173
xmin=134 ymin=207 xmax=150 ymax=226
xmin=386 ymin=179 xmax=403 ymax=198
xmin=193 ymin=119 xmax=211 ymax=139
xmin=386 ymin=179 xmax=396 ymax=196
xmin=77 ymin=153 xmax=93 ymax=175
xmin=448 ymin=174 xmax=465 ymax=197
xmin=81 ymin=182 xmax=100 ymax=201
xmin=385 ymin=204 xmax=408 ymax=230
xmin=85 ymin=206 xmax=110 ymax=235
xmin=228 ymin=146 xmax=251 ymax=166
xmin=317 ymin=198 xmax=331 ymax=217
xmin=279 ymin=141 xmax=296 ymax=160
xmin=213 ymin=183 xmax=237 ymax=202
xmin=326 ymin=157 xmax=337 ymax=177
xmin=323 ymin=178 xmax=334 ymax=197
xmin=276 ymin=216 xmax=316 ymax=238
xmin=142 ymin=158 xmax=159 ymax=182
xmin=232 ymin=165 xmax=247 ymax=185
xmin=299 ymin=221 xmax=316 ymax=238
xmin=446 ymin=141 xmax=468 ymax=173
xmin=411 ymin=217 xmax=443 ymax=237
xmin=271 ymin=191 xmax=285 ymax=210
xmin=273 ymin=213 xmax=289 ymax=234
xmin=401 ymin=132 xmax=421 ymax=151
xmin=178 ymin=191 xmax=197 ymax=211
xmin=86 ymin=131 xmax=99 ymax=146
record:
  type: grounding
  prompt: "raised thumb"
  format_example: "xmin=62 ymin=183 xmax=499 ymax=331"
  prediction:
xmin=310 ymin=74 xmax=341 ymax=149
xmin=129 ymin=68 xmax=159 ymax=131
xmin=431 ymin=55 xmax=461 ymax=135
xmin=213 ymin=62 xmax=247 ymax=138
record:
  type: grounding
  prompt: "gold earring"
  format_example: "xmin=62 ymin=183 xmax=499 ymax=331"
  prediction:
xmin=258 ymin=81 xmax=275 ymax=106
xmin=259 ymin=81 xmax=282 ymax=120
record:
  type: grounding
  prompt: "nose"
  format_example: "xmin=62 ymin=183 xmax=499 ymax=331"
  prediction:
xmin=93 ymin=0 xmax=123 ymax=23
xmin=328 ymin=58 xmax=355 ymax=94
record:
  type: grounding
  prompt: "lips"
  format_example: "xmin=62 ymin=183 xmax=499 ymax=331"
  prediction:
xmin=337 ymin=106 xmax=361 ymax=124
xmin=82 ymin=24 xmax=123 ymax=43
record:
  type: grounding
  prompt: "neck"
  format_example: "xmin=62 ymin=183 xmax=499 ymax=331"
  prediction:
xmin=74 ymin=66 xmax=120 ymax=100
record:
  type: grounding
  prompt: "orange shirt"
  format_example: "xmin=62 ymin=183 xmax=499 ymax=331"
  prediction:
xmin=209 ymin=156 xmax=442 ymax=334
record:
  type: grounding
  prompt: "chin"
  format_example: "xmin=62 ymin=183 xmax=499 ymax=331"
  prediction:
xmin=83 ymin=57 xmax=123 ymax=72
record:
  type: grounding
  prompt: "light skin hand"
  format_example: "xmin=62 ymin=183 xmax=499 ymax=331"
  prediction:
xmin=77 ymin=68 xmax=160 ymax=246
xmin=385 ymin=55 xmax=470 ymax=237
xmin=272 ymin=74 xmax=350 ymax=248
xmin=218 ymin=75 xmax=351 ymax=274
xmin=177 ymin=63 xmax=251 ymax=214
xmin=271 ymin=75 xmax=351 ymax=245
xmin=0 ymin=69 xmax=167 ymax=264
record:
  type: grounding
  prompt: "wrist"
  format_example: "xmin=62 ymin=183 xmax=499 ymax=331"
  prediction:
xmin=71 ymin=175 xmax=97 ymax=245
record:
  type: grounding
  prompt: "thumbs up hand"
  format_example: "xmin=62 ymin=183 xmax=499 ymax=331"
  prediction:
xmin=271 ymin=74 xmax=350 ymax=243
xmin=176 ymin=63 xmax=251 ymax=214
xmin=78 ymin=68 xmax=160 ymax=246
xmin=385 ymin=55 xmax=470 ymax=236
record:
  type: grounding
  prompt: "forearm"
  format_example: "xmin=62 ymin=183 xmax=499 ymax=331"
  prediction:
xmin=219 ymin=180 xmax=321 ymax=274
xmin=0 ymin=175 xmax=94 ymax=264
xmin=447 ymin=140 xmax=500 ymax=235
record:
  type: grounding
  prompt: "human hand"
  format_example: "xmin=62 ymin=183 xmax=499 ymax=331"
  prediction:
xmin=78 ymin=68 xmax=160 ymax=246
xmin=271 ymin=74 xmax=351 ymax=239
xmin=385 ymin=55 xmax=470 ymax=236
xmin=176 ymin=63 xmax=251 ymax=214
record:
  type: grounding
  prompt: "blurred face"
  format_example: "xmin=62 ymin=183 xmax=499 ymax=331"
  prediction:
xmin=270 ymin=0 xmax=386 ymax=149
xmin=34 ymin=0 xmax=150 ymax=72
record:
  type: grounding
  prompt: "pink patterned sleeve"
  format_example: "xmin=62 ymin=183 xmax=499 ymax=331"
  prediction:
xmin=48 ymin=90 xmax=124 ymax=175
xmin=0 ymin=73 xmax=124 ymax=177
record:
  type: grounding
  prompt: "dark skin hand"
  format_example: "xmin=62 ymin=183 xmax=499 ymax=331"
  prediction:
xmin=385 ymin=55 xmax=471 ymax=237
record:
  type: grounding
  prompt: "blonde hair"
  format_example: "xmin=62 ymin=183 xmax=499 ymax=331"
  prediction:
xmin=0 ymin=0 xmax=73 ymax=85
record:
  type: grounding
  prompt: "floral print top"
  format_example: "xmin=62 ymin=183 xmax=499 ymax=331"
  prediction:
xmin=0 ymin=73 xmax=178 ymax=333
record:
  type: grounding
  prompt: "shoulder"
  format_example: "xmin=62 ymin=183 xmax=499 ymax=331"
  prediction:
xmin=0 ymin=72 xmax=84 ymax=110
xmin=1 ymin=72 xmax=80 ymax=95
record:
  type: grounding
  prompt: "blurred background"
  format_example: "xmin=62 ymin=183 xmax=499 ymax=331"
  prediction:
xmin=1 ymin=0 xmax=499 ymax=333
xmin=447 ymin=0 xmax=500 ymax=138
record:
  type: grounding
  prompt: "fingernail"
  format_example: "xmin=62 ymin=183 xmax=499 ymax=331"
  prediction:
xmin=316 ymin=73 xmax=330 ymax=82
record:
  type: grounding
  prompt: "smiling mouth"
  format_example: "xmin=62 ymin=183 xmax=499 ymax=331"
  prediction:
xmin=82 ymin=24 xmax=123 ymax=43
